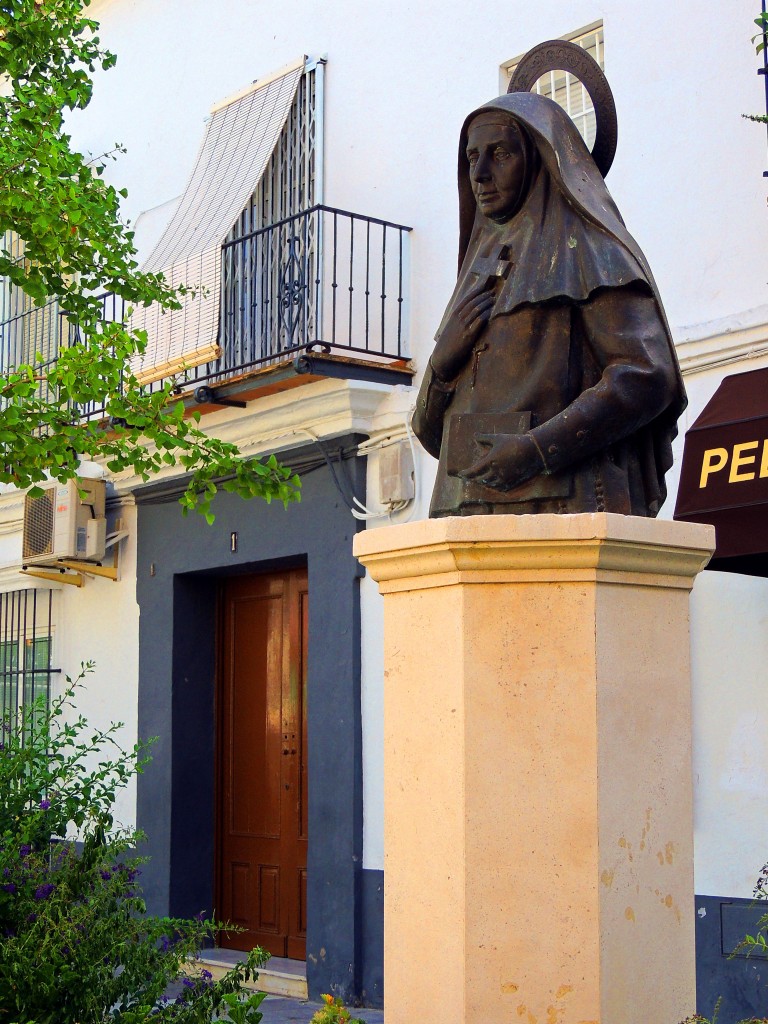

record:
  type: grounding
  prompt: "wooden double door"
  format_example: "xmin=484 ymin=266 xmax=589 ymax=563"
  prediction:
xmin=216 ymin=568 xmax=308 ymax=959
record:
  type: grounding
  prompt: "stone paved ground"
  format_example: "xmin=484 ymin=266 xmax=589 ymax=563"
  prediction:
xmin=260 ymin=995 xmax=384 ymax=1024
xmin=164 ymin=983 xmax=385 ymax=1022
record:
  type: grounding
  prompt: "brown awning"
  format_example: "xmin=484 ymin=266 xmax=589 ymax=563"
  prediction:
xmin=674 ymin=366 xmax=768 ymax=575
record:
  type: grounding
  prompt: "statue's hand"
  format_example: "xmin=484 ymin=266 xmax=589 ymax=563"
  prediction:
xmin=460 ymin=432 xmax=545 ymax=490
xmin=430 ymin=281 xmax=495 ymax=382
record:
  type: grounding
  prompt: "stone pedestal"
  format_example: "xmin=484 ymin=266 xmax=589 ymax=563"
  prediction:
xmin=354 ymin=513 xmax=715 ymax=1024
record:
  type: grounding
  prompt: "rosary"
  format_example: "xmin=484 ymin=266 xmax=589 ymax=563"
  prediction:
xmin=467 ymin=243 xmax=513 ymax=388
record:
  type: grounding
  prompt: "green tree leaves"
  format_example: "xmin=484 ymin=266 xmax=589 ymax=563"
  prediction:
xmin=0 ymin=0 xmax=300 ymax=516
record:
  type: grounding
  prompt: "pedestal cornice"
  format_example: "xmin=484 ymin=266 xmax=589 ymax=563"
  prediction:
xmin=353 ymin=512 xmax=716 ymax=592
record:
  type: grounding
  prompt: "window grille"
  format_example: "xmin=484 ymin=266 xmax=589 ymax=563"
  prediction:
xmin=0 ymin=232 xmax=61 ymax=409
xmin=0 ymin=589 xmax=57 ymax=735
xmin=129 ymin=56 xmax=310 ymax=385
xmin=222 ymin=63 xmax=321 ymax=361
xmin=502 ymin=24 xmax=604 ymax=151
xmin=0 ymin=232 xmax=61 ymax=368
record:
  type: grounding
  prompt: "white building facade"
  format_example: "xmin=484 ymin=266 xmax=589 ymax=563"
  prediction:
xmin=1 ymin=0 xmax=766 ymax=1013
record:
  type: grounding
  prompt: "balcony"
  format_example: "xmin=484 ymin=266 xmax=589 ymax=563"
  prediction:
xmin=0 ymin=205 xmax=413 ymax=419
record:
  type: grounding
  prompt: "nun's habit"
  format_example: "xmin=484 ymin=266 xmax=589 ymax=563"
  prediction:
xmin=413 ymin=91 xmax=685 ymax=517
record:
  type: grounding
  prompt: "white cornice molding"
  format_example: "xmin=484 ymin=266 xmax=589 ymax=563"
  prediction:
xmin=356 ymin=385 xmax=418 ymax=454
xmin=109 ymin=378 xmax=400 ymax=494
xmin=208 ymin=377 xmax=396 ymax=449
xmin=675 ymin=306 xmax=768 ymax=376
xmin=0 ymin=379 xmax=405 ymax=551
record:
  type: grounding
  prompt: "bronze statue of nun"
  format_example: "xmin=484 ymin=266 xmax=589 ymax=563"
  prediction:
xmin=412 ymin=91 xmax=686 ymax=517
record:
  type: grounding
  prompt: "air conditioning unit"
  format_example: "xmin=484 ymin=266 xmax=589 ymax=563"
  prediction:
xmin=22 ymin=478 xmax=107 ymax=566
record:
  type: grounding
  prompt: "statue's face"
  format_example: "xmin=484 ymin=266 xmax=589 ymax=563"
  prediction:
xmin=466 ymin=119 xmax=526 ymax=222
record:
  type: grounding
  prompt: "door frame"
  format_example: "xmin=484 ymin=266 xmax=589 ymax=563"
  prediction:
xmin=134 ymin=437 xmax=369 ymax=1001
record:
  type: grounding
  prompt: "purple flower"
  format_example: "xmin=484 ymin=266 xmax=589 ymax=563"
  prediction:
xmin=19 ymin=845 xmax=30 ymax=857
xmin=181 ymin=977 xmax=195 ymax=989
xmin=38 ymin=799 xmax=50 ymax=811
xmin=100 ymin=870 xmax=111 ymax=881
xmin=26 ymin=912 xmax=37 ymax=923
xmin=34 ymin=883 xmax=54 ymax=901
xmin=1 ymin=883 xmax=16 ymax=894
xmin=201 ymin=969 xmax=212 ymax=980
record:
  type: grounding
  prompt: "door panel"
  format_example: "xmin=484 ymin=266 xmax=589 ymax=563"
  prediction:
xmin=216 ymin=569 xmax=308 ymax=958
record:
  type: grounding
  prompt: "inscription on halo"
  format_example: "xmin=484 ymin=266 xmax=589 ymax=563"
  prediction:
xmin=507 ymin=38 xmax=618 ymax=177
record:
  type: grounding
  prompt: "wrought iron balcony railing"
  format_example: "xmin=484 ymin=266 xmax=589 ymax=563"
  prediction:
xmin=0 ymin=205 xmax=412 ymax=417
xmin=219 ymin=204 xmax=412 ymax=378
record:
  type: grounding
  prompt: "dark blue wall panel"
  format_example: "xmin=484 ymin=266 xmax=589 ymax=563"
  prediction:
xmin=357 ymin=868 xmax=384 ymax=1008
xmin=134 ymin=436 xmax=382 ymax=1005
xmin=696 ymin=893 xmax=768 ymax=1020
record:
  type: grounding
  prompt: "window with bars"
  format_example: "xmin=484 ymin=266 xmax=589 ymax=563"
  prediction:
xmin=130 ymin=57 xmax=323 ymax=384
xmin=502 ymin=23 xmax=604 ymax=151
xmin=221 ymin=63 xmax=321 ymax=362
xmin=0 ymin=232 xmax=62 ymax=375
xmin=0 ymin=589 xmax=57 ymax=734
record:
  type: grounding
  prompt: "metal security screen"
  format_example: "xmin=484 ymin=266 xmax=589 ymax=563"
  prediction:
xmin=131 ymin=57 xmax=307 ymax=383
xmin=0 ymin=589 xmax=57 ymax=734
xmin=0 ymin=232 xmax=61 ymax=411
xmin=222 ymin=63 xmax=321 ymax=362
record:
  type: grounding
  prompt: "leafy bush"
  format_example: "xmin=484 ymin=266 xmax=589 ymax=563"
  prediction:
xmin=0 ymin=666 xmax=268 ymax=1023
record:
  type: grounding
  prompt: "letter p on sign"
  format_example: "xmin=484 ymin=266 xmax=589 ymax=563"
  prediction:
xmin=700 ymin=448 xmax=728 ymax=488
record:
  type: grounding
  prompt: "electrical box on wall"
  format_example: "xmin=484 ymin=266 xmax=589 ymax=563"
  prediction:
xmin=378 ymin=440 xmax=415 ymax=504
xmin=22 ymin=478 xmax=107 ymax=566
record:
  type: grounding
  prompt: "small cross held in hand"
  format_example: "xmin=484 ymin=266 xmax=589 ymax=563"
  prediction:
xmin=468 ymin=243 xmax=514 ymax=290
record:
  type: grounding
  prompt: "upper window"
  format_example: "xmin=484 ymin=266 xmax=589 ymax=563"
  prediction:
xmin=131 ymin=56 xmax=322 ymax=384
xmin=0 ymin=55 xmax=409 ymax=398
xmin=222 ymin=63 xmax=321 ymax=360
xmin=0 ymin=232 xmax=61 ymax=377
xmin=501 ymin=23 xmax=604 ymax=151
xmin=1 ymin=59 xmax=322 ymax=386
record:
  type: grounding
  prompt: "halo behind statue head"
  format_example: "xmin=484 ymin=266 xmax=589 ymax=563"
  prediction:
xmin=507 ymin=39 xmax=618 ymax=177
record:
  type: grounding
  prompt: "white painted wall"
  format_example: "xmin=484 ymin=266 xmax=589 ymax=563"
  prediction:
xmin=0 ymin=492 xmax=140 ymax=830
xmin=671 ymin=354 xmax=768 ymax=898
xmin=10 ymin=0 xmax=765 ymax=886
xmin=53 ymin=499 xmax=141 ymax=832
xmin=77 ymin=0 xmax=766 ymax=330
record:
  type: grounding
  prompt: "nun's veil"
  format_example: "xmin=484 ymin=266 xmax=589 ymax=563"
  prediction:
xmin=436 ymin=89 xmax=686 ymax=514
